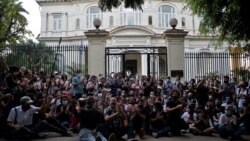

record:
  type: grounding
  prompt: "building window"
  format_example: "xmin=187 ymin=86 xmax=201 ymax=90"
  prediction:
xmin=148 ymin=15 xmax=152 ymax=25
xmin=52 ymin=14 xmax=62 ymax=31
xmin=120 ymin=7 xmax=141 ymax=26
xmin=109 ymin=16 xmax=114 ymax=26
xmin=86 ymin=6 xmax=102 ymax=28
xmin=182 ymin=17 xmax=186 ymax=27
xmin=75 ymin=18 xmax=80 ymax=29
xmin=158 ymin=5 xmax=175 ymax=28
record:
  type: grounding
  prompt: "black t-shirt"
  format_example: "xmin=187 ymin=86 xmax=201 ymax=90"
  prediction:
xmin=79 ymin=108 xmax=104 ymax=130
xmin=56 ymin=104 xmax=70 ymax=122
xmin=213 ymin=107 xmax=222 ymax=120
xmin=166 ymin=99 xmax=182 ymax=121
xmin=150 ymin=111 xmax=168 ymax=129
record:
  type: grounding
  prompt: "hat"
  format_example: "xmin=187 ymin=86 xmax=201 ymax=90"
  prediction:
xmin=20 ymin=96 xmax=33 ymax=104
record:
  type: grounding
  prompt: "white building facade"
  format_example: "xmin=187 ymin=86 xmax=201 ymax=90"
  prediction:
xmin=36 ymin=0 xmax=230 ymax=79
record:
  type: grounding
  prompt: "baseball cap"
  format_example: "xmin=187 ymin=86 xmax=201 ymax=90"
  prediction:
xmin=20 ymin=96 xmax=33 ymax=104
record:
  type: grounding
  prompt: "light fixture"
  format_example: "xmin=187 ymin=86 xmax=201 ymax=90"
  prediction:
xmin=93 ymin=18 xmax=101 ymax=30
xmin=170 ymin=18 xmax=178 ymax=29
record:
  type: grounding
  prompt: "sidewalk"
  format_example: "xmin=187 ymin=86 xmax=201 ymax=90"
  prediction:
xmin=1 ymin=132 xmax=249 ymax=141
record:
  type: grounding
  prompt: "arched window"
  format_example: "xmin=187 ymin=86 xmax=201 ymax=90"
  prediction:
xmin=120 ymin=7 xmax=141 ymax=25
xmin=181 ymin=17 xmax=186 ymax=27
xmin=86 ymin=6 xmax=102 ymax=28
xmin=148 ymin=15 xmax=152 ymax=25
xmin=158 ymin=5 xmax=175 ymax=28
xmin=109 ymin=16 xmax=114 ymax=26
xmin=75 ymin=18 xmax=80 ymax=29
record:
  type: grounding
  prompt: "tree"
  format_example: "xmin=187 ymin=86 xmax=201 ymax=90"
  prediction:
xmin=98 ymin=0 xmax=144 ymax=11
xmin=0 ymin=0 xmax=31 ymax=46
xmin=98 ymin=0 xmax=250 ymax=48
xmin=186 ymin=0 xmax=250 ymax=47
xmin=0 ymin=40 xmax=57 ymax=73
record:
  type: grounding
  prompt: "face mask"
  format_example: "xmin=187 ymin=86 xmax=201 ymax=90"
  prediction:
xmin=111 ymin=102 xmax=116 ymax=108
xmin=225 ymin=110 xmax=232 ymax=117
xmin=62 ymin=100 xmax=68 ymax=105
xmin=172 ymin=96 xmax=178 ymax=101
xmin=153 ymin=108 xmax=156 ymax=112
xmin=163 ymin=95 xmax=167 ymax=99
xmin=138 ymin=105 xmax=144 ymax=109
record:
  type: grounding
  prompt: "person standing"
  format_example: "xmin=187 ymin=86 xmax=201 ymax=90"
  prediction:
xmin=72 ymin=70 xmax=84 ymax=99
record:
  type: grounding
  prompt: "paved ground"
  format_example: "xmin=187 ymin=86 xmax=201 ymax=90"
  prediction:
xmin=1 ymin=132 xmax=249 ymax=141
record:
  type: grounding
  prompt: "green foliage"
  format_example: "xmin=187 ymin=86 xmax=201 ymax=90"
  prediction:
xmin=0 ymin=0 xmax=31 ymax=46
xmin=185 ymin=0 xmax=250 ymax=47
xmin=232 ymin=67 xmax=250 ymax=81
xmin=66 ymin=62 xmax=87 ymax=77
xmin=0 ymin=41 xmax=57 ymax=73
xmin=204 ymin=71 xmax=220 ymax=80
xmin=98 ymin=0 xmax=144 ymax=11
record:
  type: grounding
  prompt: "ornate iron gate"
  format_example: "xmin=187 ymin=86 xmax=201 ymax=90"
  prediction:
xmin=105 ymin=46 xmax=167 ymax=78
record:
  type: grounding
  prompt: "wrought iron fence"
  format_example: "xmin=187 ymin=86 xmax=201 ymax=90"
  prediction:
xmin=185 ymin=52 xmax=250 ymax=82
xmin=0 ymin=45 xmax=87 ymax=76
xmin=1 ymin=44 xmax=250 ymax=81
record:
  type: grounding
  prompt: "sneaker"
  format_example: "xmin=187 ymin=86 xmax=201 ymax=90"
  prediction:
xmin=152 ymin=132 xmax=157 ymax=138
xmin=108 ymin=133 xmax=116 ymax=141
xmin=168 ymin=132 xmax=173 ymax=137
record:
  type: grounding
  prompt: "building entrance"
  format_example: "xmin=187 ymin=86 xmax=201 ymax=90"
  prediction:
xmin=105 ymin=46 xmax=167 ymax=78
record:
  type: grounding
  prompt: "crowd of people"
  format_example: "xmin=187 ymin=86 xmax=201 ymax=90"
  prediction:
xmin=0 ymin=66 xmax=250 ymax=141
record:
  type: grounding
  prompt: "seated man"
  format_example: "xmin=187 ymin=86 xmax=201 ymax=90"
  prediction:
xmin=79 ymin=96 xmax=107 ymax=141
xmin=101 ymin=97 xmax=137 ymax=141
xmin=7 ymin=96 xmax=70 ymax=139
xmin=218 ymin=105 xmax=244 ymax=140
xmin=150 ymin=102 xmax=171 ymax=138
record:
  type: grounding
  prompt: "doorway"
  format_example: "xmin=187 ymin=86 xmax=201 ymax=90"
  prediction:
xmin=125 ymin=60 xmax=137 ymax=76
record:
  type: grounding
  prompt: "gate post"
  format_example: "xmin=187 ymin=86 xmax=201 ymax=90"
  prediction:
xmin=84 ymin=19 xmax=109 ymax=76
xmin=162 ymin=18 xmax=188 ymax=79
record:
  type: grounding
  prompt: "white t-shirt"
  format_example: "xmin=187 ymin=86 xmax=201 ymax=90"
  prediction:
xmin=181 ymin=111 xmax=198 ymax=122
xmin=236 ymin=88 xmax=249 ymax=108
xmin=7 ymin=105 xmax=39 ymax=126
xmin=219 ymin=113 xmax=237 ymax=129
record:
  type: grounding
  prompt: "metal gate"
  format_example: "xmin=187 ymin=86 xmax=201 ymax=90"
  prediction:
xmin=105 ymin=46 xmax=167 ymax=78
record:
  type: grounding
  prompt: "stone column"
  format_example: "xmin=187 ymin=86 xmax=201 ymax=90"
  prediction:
xmin=84 ymin=30 xmax=109 ymax=76
xmin=162 ymin=18 xmax=188 ymax=79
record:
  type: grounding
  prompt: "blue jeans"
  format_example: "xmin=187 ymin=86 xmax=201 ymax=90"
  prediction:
xmin=218 ymin=124 xmax=245 ymax=138
xmin=79 ymin=128 xmax=107 ymax=141
xmin=151 ymin=126 xmax=171 ymax=137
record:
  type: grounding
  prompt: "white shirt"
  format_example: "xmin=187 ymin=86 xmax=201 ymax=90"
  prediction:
xmin=219 ymin=113 xmax=237 ymax=129
xmin=7 ymin=105 xmax=39 ymax=126
xmin=181 ymin=112 xmax=198 ymax=122
xmin=236 ymin=88 xmax=249 ymax=108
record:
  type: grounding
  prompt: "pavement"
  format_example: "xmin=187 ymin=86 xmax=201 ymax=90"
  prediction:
xmin=1 ymin=132 xmax=249 ymax=141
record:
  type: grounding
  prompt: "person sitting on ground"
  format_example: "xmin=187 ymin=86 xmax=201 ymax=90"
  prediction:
xmin=181 ymin=104 xmax=197 ymax=130
xmin=6 ymin=96 xmax=70 ymax=139
xmin=79 ymin=96 xmax=107 ymax=141
xmin=190 ymin=106 xmax=215 ymax=136
xmin=218 ymin=105 xmax=243 ymax=140
xmin=150 ymin=102 xmax=171 ymax=138
xmin=101 ymin=97 xmax=136 ymax=141
xmin=165 ymin=89 xmax=189 ymax=136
